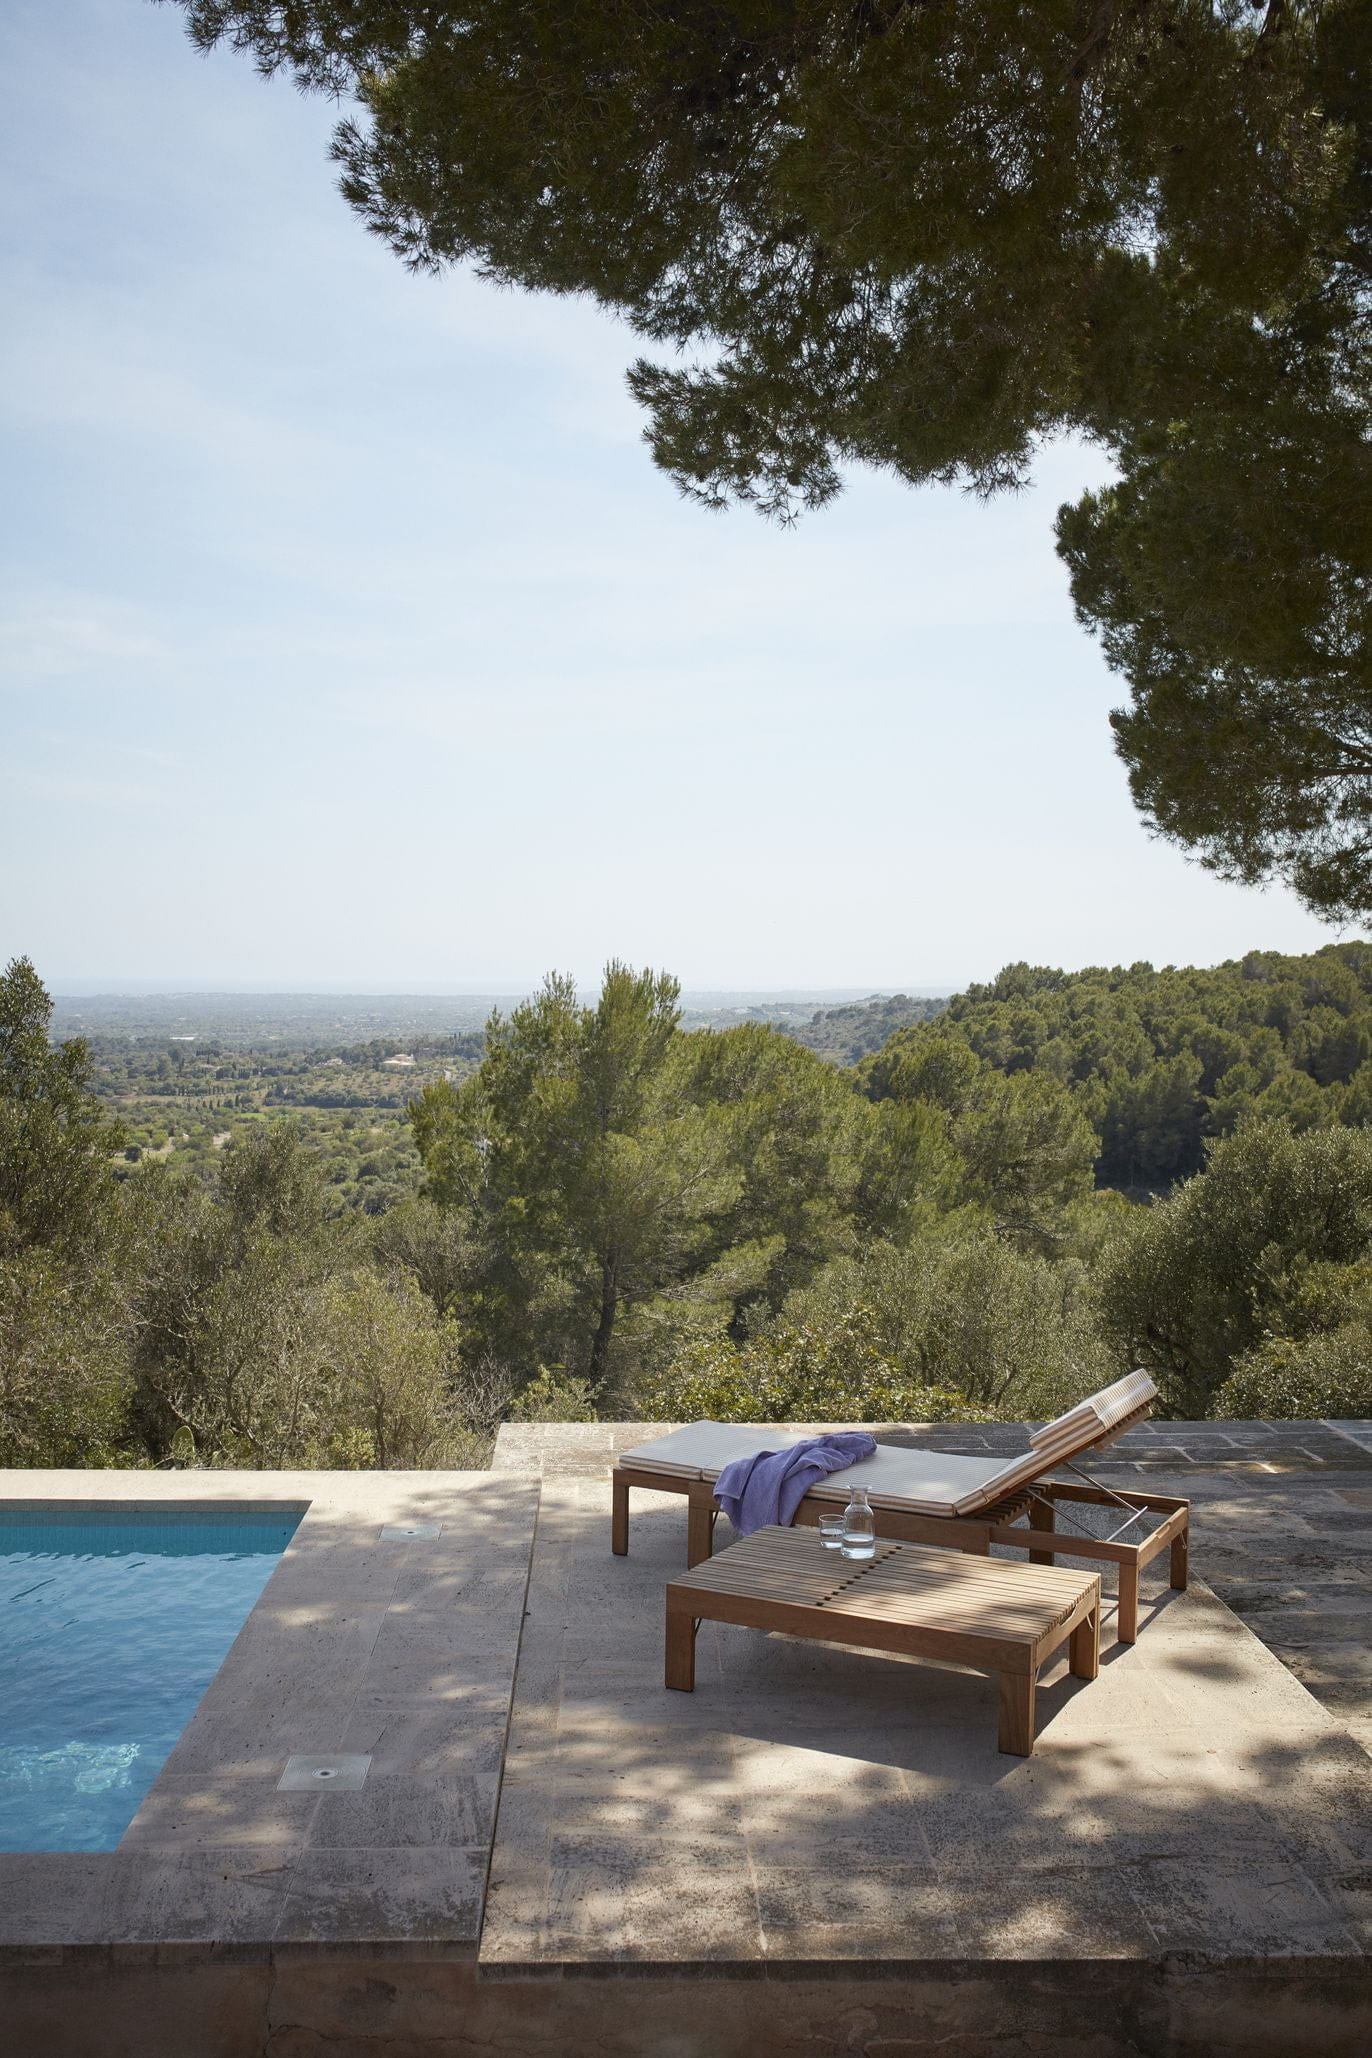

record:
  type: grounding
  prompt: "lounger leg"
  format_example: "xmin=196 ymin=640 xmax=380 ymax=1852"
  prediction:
xmin=665 ymin=1605 xmax=697 ymax=1691
xmin=612 ymin=1472 xmax=629 ymax=1556
xmin=687 ymin=1494 xmax=716 ymax=1568
xmin=1027 ymin=1494 xmax=1056 ymax=1567
xmin=1070 ymin=1601 xmax=1100 ymax=1681
xmin=1117 ymin=1558 xmax=1140 ymax=1645
xmin=997 ymin=1671 xmax=1036 ymax=1756
xmin=1170 ymin=1523 xmax=1189 ymax=1592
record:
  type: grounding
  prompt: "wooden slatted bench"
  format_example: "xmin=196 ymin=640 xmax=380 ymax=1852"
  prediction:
xmin=665 ymin=1528 xmax=1102 ymax=1755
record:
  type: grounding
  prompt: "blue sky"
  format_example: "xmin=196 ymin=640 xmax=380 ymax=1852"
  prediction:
xmin=0 ymin=0 xmax=1349 ymax=993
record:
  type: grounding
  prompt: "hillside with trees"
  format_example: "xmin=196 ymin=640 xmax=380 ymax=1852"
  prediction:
xmin=3 ymin=949 xmax=1370 ymax=1475
xmin=866 ymin=947 xmax=1372 ymax=1193
xmin=792 ymin=994 xmax=948 ymax=1064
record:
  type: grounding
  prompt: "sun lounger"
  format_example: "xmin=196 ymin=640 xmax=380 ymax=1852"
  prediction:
xmin=612 ymin=1369 xmax=1189 ymax=1642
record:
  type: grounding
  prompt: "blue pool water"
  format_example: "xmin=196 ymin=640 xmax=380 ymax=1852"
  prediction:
xmin=0 ymin=1504 xmax=303 ymax=1852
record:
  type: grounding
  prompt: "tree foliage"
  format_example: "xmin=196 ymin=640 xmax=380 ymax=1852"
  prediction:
xmin=9 ymin=952 xmax=1372 ymax=1459
xmin=167 ymin=0 xmax=1372 ymax=913
xmin=780 ymin=1233 xmax=1117 ymax=1416
xmin=0 ymin=955 xmax=125 ymax=1258
xmin=1097 ymin=1120 xmax=1372 ymax=1415
xmin=874 ymin=945 xmax=1372 ymax=1193
xmin=411 ymin=964 xmax=737 ymax=1395
xmin=638 ymin=1306 xmax=971 ymax=1426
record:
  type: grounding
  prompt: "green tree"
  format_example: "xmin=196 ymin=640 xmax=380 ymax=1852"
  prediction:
xmin=171 ymin=0 xmax=1372 ymax=913
xmin=674 ymin=1022 xmax=865 ymax=1311
xmin=780 ymin=1231 xmax=1116 ymax=1416
xmin=372 ymin=1192 xmax=485 ymax=1319
xmin=1218 ymin=1322 xmax=1372 ymax=1420
xmin=859 ymin=1028 xmax=1097 ymax=1245
xmin=1059 ymin=393 xmax=1372 ymax=920
xmin=412 ymin=964 xmax=735 ymax=1396
xmin=638 ymin=1304 xmax=971 ymax=1426
xmin=1097 ymin=1119 xmax=1372 ymax=1415
xmin=0 ymin=960 xmax=134 ymax=1464
xmin=1212 ymin=1256 xmax=1372 ymax=1418
xmin=0 ymin=1252 xmax=131 ymax=1467
xmin=0 ymin=956 xmax=125 ymax=1257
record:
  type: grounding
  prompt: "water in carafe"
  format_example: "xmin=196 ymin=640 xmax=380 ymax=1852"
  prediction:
xmin=840 ymin=1485 xmax=876 ymax=1560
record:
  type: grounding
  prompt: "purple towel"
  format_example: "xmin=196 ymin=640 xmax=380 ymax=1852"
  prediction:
xmin=713 ymin=1433 xmax=878 ymax=1537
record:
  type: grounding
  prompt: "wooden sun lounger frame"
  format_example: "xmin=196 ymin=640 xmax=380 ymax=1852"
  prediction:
xmin=612 ymin=1403 xmax=1189 ymax=1644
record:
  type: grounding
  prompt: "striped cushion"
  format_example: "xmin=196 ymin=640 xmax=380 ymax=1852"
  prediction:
xmin=1028 ymin=1369 xmax=1156 ymax=1456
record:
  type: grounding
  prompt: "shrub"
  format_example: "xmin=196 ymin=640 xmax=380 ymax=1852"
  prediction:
xmin=1216 ymin=1329 xmax=1372 ymax=1421
xmin=637 ymin=1307 xmax=973 ymax=1424
xmin=509 ymin=1367 xmax=598 ymax=1423
xmin=1098 ymin=1121 xmax=1372 ymax=1415
xmin=0 ymin=1253 xmax=132 ymax=1466
xmin=777 ymin=1233 xmax=1116 ymax=1419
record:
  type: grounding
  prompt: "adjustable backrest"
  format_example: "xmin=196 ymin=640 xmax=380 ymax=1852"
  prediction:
xmin=925 ymin=1368 xmax=1158 ymax=1515
xmin=1027 ymin=1369 xmax=1157 ymax=1465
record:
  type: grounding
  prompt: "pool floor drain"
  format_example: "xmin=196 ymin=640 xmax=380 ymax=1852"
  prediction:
xmin=278 ymin=1753 xmax=371 ymax=1792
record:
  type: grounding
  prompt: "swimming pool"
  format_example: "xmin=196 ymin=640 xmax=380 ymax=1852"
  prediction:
xmin=0 ymin=1504 xmax=303 ymax=1852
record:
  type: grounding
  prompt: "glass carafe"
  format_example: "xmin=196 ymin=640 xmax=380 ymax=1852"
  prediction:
xmin=840 ymin=1485 xmax=876 ymax=1561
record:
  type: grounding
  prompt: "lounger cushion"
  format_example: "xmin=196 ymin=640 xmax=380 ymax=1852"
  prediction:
xmin=620 ymin=1426 xmax=1031 ymax=1517
xmin=802 ymin=1445 xmax=1031 ymax=1516
xmin=1028 ymin=1369 xmax=1157 ymax=1457
xmin=619 ymin=1422 xmax=809 ymax=1480
xmin=619 ymin=1369 xmax=1157 ymax=1520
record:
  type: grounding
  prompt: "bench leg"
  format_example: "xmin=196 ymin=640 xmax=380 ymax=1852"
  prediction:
xmin=687 ymin=1496 xmax=717 ymax=1568
xmin=1070 ymin=1601 xmax=1100 ymax=1681
xmin=997 ymin=1671 xmax=1036 ymax=1756
xmin=612 ymin=1473 xmax=629 ymax=1556
xmin=1027 ymin=1494 xmax=1056 ymax=1567
xmin=1170 ymin=1523 xmax=1189 ymax=1592
xmin=665 ymin=1605 xmax=697 ymax=1691
xmin=1117 ymin=1558 xmax=1140 ymax=1645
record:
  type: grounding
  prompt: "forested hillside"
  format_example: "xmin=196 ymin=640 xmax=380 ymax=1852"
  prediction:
xmin=792 ymin=994 xmax=948 ymax=1064
xmin=88 ymin=1034 xmax=483 ymax=1217
xmin=3 ymin=950 xmax=1370 ymax=1477
xmin=866 ymin=947 xmax=1372 ymax=1193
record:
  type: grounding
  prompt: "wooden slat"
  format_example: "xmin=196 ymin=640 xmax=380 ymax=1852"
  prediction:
xmin=827 ymin=1591 xmax=1074 ymax=1626
xmin=831 ymin=1597 xmax=1077 ymax=1629
xmin=832 ymin=1578 xmax=1078 ymax=1615
xmin=670 ymin=1531 xmax=1097 ymax=1653
xmin=853 ymin=1559 xmax=1084 ymax=1593
xmin=678 ymin=1555 xmax=1084 ymax=1615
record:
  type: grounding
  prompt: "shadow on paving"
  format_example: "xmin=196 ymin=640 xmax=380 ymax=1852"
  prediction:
xmin=483 ymin=1481 xmax=1372 ymax=1968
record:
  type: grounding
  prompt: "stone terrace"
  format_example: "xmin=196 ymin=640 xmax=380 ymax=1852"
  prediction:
xmin=1 ymin=1419 xmax=1369 ymax=2057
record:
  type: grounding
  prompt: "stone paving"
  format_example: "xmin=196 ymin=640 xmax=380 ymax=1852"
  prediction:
xmin=481 ymin=1469 xmax=1371 ymax=1969
xmin=1 ymin=1426 xmax=1369 ymax=2055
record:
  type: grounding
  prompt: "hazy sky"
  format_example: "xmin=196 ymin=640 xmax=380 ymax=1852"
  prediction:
xmin=0 ymin=0 xmax=1351 ymax=994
